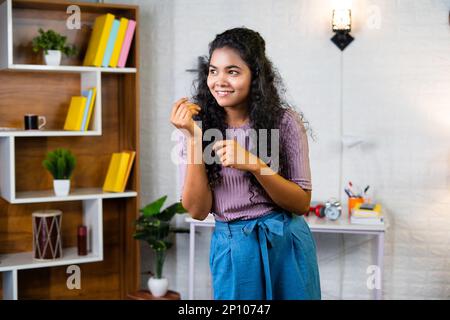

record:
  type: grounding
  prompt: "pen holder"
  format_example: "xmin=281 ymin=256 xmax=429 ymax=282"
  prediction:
xmin=348 ymin=197 xmax=364 ymax=216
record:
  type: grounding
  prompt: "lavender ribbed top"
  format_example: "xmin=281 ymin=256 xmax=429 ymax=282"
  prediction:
xmin=178 ymin=109 xmax=312 ymax=222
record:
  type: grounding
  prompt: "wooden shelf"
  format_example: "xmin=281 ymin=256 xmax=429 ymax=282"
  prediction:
xmin=5 ymin=64 xmax=137 ymax=73
xmin=0 ymin=0 xmax=140 ymax=300
xmin=0 ymin=130 xmax=101 ymax=137
xmin=0 ymin=247 xmax=102 ymax=272
xmin=12 ymin=188 xmax=137 ymax=204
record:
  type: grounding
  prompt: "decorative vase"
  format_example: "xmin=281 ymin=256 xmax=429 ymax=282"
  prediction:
xmin=53 ymin=179 xmax=70 ymax=196
xmin=148 ymin=277 xmax=168 ymax=297
xmin=44 ymin=50 xmax=61 ymax=66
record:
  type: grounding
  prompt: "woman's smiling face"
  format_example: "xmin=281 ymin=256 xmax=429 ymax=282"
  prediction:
xmin=207 ymin=47 xmax=252 ymax=109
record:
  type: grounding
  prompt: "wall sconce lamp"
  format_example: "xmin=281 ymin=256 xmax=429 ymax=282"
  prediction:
xmin=331 ymin=9 xmax=354 ymax=50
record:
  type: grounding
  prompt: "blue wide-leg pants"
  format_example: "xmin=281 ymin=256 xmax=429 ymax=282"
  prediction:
xmin=210 ymin=211 xmax=321 ymax=300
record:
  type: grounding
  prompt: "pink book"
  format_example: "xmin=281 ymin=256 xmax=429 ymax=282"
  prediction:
xmin=117 ymin=20 xmax=136 ymax=68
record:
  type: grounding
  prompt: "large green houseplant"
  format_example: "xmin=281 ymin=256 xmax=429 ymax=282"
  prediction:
xmin=42 ymin=148 xmax=76 ymax=196
xmin=133 ymin=195 xmax=189 ymax=297
xmin=31 ymin=28 xmax=78 ymax=66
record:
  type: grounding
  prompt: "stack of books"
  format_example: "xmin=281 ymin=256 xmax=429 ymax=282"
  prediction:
xmin=350 ymin=203 xmax=384 ymax=225
xmin=63 ymin=88 xmax=97 ymax=131
xmin=83 ymin=13 xmax=136 ymax=68
xmin=103 ymin=151 xmax=136 ymax=193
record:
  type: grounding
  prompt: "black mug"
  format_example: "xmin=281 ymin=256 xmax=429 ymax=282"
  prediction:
xmin=24 ymin=114 xmax=46 ymax=130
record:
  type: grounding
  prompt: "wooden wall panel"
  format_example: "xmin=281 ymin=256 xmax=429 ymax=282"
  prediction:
xmin=0 ymin=72 xmax=80 ymax=130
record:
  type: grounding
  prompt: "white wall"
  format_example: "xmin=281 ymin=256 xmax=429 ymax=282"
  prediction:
xmin=107 ymin=0 xmax=450 ymax=299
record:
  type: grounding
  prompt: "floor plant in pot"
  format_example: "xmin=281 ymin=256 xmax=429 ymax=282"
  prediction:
xmin=133 ymin=195 xmax=189 ymax=297
xmin=31 ymin=28 xmax=78 ymax=66
xmin=42 ymin=148 xmax=76 ymax=197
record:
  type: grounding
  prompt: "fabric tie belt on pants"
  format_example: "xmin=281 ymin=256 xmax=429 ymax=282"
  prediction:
xmin=241 ymin=214 xmax=287 ymax=299
xmin=214 ymin=211 xmax=290 ymax=300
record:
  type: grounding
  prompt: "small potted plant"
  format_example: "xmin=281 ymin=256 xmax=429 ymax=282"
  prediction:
xmin=31 ymin=28 xmax=78 ymax=66
xmin=42 ymin=148 xmax=76 ymax=196
xmin=133 ymin=195 xmax=189 ymax=297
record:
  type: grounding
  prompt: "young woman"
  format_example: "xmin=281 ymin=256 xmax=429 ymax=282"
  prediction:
xmin=170 ymin=28 xmax=321 ymax=300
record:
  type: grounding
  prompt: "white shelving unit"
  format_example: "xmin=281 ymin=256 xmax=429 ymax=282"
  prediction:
xmin=0 ymin=1 xmax=136 ymax=74
xmin=1 ymin=248 xmax=102 ymax=300
xmin=6 ymin=64 xmax=137 ymax=73
xmin=0 ymin=0 xmax=138 ymax=137
xmin=0 ymin=0 xmax=138 ymax=300
xmin=13 ymin=188 xmax=138 ymax=204
xmin=0 ymin=130 xmax=103 ymax=137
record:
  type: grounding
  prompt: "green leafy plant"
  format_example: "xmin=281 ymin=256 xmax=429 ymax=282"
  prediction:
xmin=42 ymin=148 xmax=76 ymax=180
xmin=133 ymin=195 xmax=189 ymax=279
xmin=31 ymin=28 xmax=78 ymax=56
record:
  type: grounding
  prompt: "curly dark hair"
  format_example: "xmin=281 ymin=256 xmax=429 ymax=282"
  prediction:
xmin=191 ymin=27 xmax=309 ymax=202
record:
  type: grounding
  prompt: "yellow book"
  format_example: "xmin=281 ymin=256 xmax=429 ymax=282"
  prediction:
xmin=103 ymin=152 xmax=130 ymax=192
xmin=112 ymin=152 xmax=131 ymax=192
xmin=103 ymin=153 xmax=120 ymax=192
xmin=352 ymin=203 xmax=383 ymax=218
xmin=64 ymin=96 xmax=87 ymax=131
xmin=83 ymin=13 xmax=115 ymax=67
xmin=109 ymin=17 xmax=128 ymax=67
xmin=84 ymin=87 xmax=97 ymax=131
xmin=119 ymin=150 xmax=136 ymax=192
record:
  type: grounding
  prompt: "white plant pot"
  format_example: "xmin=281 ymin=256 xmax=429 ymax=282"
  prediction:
xmin=44 ymin=50 xmax=62 ymax=66
xmin=148 ymin=277 xmax=168 ymax=297
xmin=53 ymin=179 xmax=70 ymax=197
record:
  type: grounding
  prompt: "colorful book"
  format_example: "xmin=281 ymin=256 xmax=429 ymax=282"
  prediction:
xmin=103 ymin=151 xmax=136 ymax=192
xmin=81 ymin=89 xmax=92 ymax=130
xmin=83 ymin=13 xmax=115 ymax=67
xmin=352 ymin=203 xmax=382 ymax=218
xmin=350 ymin=215 xmax=384 ymax=225
xmin=117 ymin=20 xmax=136 ymax=68
xmin=120 ymin=150 xmax=136 ymax=192
xmin=101 ymin=19 xmax=120 ymax=67
xmin=63 ymin=96 xmax=87 ymax=131
xmin=81 ymin=88 xmax=97 ymax=131
xmin=103 ymin=152 xmax=130 ymax=192
xmin=103 ymin=153 xmax=121 ymax=192
xmin=112 ymin=152 xmax=130 ymax=192
xmin=109 ymin=18 xmax=129 ymax=67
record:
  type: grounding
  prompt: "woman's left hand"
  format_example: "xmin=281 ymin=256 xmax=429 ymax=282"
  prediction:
xmin=212 ymin=139 xmax=261 ymax=172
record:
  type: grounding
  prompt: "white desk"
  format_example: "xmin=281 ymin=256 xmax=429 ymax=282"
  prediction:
xmin=185 ymin=213 xmax=386 ymax=300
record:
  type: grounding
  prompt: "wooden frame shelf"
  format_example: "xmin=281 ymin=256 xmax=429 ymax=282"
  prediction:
xmin=0 ymin=130 xmax=102 ymax=137
xmin=0 ymin=247 xmax=102 ymax=272
xmin=0 ymin=0 xmax=140 ymax=300
xmin=5 ymin=64 xmax=137 ymax=73
xmin=1 ymin=248 xmax=103 ymax=300
xmin=13 ymin=188 xmax=138 ymax=204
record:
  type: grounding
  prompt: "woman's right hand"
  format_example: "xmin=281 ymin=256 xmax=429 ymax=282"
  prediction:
xmin=170 ymin=97 xmax=202 ymax=138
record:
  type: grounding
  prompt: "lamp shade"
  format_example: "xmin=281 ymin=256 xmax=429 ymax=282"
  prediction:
xmin=332 ymin=9 xmax=351 ymax=32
